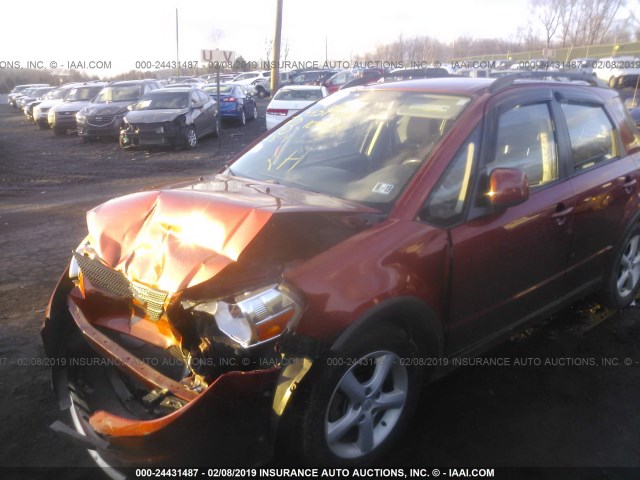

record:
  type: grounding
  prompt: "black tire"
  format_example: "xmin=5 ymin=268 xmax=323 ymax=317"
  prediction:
xmin=37 ymin=122 xmax=49 ymax=130
xmin=184 ymin=125 xmax=198 ymax=149
xmin=256 ymin=87 xmax=267 ymax=98
xmin=238 ymin=109 xmax=246 ymax=126
xmin=249 ymin=105 xmax=258 ymax=121
xmin=283 ymin=324 xmax=423 ymax=466
xmin=609 ymin=76 xmax=617 ymax=88
xmin=53 ymin=127 xmax=66 ymax=136
xmin=600 ymin=223 xmax=640 ymax=308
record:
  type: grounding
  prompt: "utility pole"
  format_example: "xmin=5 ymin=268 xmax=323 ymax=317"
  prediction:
xmin=176 ymin=8 xmax=180 ymax=77
xmin=270 ymin=0 xmax=283 ymax=96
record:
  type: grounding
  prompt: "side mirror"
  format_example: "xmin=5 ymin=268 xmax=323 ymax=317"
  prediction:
xmin=488 ymin=168 xmax=529 ymax=209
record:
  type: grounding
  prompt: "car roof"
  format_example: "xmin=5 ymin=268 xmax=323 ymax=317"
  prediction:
xmin=365 ymin=75 xmax=609 ymax=96
xmin=278 ymin=85 xmax=325 ymax=91
xmin=108 ymin=80 xmax=153 ymax=86
xmin=369 ymin=77 xmax=494 ymax=95
xmin=149 ymin=87 xmax=192 ymax=93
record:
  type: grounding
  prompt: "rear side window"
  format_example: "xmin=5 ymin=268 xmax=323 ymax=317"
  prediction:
xmin=561 ymin=103 xmax=618 ymax=172
xmin=490 ymin=103 xmax=558 ymax=188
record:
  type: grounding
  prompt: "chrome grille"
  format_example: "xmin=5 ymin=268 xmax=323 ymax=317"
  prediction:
xmin=73 ymin=252 xmax=132 ymax=298
xmin=131 ymin=282 xmax=168 ymax=320
xmin=73 ymin=252 xmax=168 ymax=320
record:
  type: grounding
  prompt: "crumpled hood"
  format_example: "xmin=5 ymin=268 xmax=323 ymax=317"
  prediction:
xmin=87 ymin=176 xmax=377 ymax=293
xmin=82 ymin=102 xmax=131 ymax=116
xmin=125 ymin=108 xmax=188 ymax=124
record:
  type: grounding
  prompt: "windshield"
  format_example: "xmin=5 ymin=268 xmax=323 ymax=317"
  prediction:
xmin=232 ymin=89 xmax=470 ymax=209
xmin=274 ymin=88 xmax=324 ymax=101
xmin=66 ymin=86 xmax=103 ymax=102
xmin=33 ymin=88 xmax=53 ymax=97
xmin=51 ymin=88 xmax=71 ymax=100
xmin=95 ymin=85 xmax=142 ymax=103
xmin=134 ymin=92 xmax=188 ymax=110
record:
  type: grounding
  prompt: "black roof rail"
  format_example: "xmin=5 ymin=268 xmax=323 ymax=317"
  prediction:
xmin=488 ymin=71 xmax=607 ymax=93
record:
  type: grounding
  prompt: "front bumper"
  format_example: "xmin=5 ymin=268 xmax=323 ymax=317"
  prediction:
xmin=42 ymin=274 xmax=286 ymax=468
xmin=119 ymin=125 xmax=183 ymax=149
xmin=51 ymin=111 xmax=79 ymax=129
xmin=77 ymin=116 xmax=123 ymax=138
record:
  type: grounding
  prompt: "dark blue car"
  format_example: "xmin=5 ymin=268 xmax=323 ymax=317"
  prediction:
xmin=203 ymin=83 xmax=257 ymax=126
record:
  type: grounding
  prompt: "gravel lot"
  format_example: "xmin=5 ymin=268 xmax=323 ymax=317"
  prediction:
xmin=1 ymin=98 xmax=640 ymax=479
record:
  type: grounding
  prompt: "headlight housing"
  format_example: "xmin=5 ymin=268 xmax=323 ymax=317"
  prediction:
xmin=184 ymin=284 xmax=303 ymax=349
xmin=69 ymin=237 xmax=95 ymax=282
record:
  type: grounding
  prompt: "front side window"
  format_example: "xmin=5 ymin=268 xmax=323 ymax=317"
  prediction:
xmin=489 ymin=103 xmax=558 ymax=187
xmin=561 ymin=103 xmax=618 ymax=171
xmin=231 ymin=89 xmax=470 ymax=210
xmin=422 ymin=126 xmax=480 ymax=226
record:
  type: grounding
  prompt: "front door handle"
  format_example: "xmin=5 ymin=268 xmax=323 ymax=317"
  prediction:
xmin=552 ymin=204 xmax=573 ymax=226
xmin=623 ymin=176 xmax=637 ymax=194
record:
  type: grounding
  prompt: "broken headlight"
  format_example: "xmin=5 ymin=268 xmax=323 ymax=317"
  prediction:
xmin=69 ymin=237 xmax=95 ymax=281
xmin=184 ymin=284 xmax=303 ymax=349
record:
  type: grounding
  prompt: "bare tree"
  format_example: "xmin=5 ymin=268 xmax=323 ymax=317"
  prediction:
xmin=264 ymin=38 xmax=273 ymax=64
xmin=531 ymin=0 xmax=627 ymax=47
xmin=533 ymin=0 xmax=565 ymax=47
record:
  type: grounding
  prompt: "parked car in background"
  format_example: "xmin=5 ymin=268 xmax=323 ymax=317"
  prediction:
xmin=43 ymin=73 xmax=640 ymax=471
xmin=493 ymin=59 xmax=514 ymax=70
xmin=175 ymin=78 xmax=206 ymax=88
xmin=456 ymin=68 xmax=490 ymax=78
xmin=16 ymin=87 xmax=56 ymax=112
xmin=203 ymin=83 xmax=257 ymax=126
xmin=8 ymin=83 xmax=49 ymax=108
xmin=21 ymin=87 xmax=57 ymax=120
xmin=232 ymin=71 xmax=271 ymax=98
xmin=48 ymin=83 xmax=108 ymax=136
xmin=76 ymin=80 xmax=162 ymax=141
xmin=265 ymin=85 xmax=329 ymax=130
xmin=565 ymin=57 xmax=597 ymax=76
xmin=386 ymin=67 xmax=450 ymax=81
xmin=593 ymin=56 xmax=640 ymax=88
xmin=323 ymin=69 xmax=384 ymax=94
xmin=33 ymin=84 xmax=81 ymax=129
xmin=290 ymin=69 xmax=338 ymax=86
xmin=167 ymin=76 xmax=196 ymax=85
xmin=120 ymin=87 xmax=218 ymax=150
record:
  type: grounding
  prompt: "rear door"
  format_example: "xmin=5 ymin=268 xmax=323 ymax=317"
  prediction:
xmin=555 ymin=88 xmax=640 ymax=292
xmin=444 ymin=89 xmax=575 ymax=353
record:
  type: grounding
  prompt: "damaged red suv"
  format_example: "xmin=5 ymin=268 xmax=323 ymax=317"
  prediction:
xmin=43 ymin=73 xmax=640 ymax=469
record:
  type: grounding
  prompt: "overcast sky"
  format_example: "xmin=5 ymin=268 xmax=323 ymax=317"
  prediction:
xmin=0 ymin=0 xmax=610 ymax=75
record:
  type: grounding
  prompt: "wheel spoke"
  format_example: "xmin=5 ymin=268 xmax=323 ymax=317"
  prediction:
xmin=326 ymin=407 xmax=360 ymax=445
xmin=356 ymin=415 xmax=375 ymax=453
xmin=628 ymin=237 xmax=639 ymax=259
xmin=621 ymin=253 xmax=631 ymax=269
xmin=629 ymin=266 xmax=640 ymax=292
xmin=365 ymin=353 xmax=395 ymax=393
xmin=617 ymin=269 xmax=630 ymax=291
xmin=339 ymin=370 xmax=366 ymax=403
xmin=374 ymin=390 xmax=406 ymax=410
